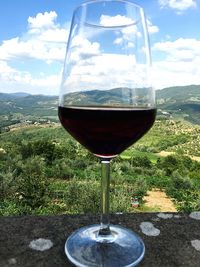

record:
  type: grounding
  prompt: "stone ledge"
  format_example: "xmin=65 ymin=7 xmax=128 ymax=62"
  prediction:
xmin=0 ymin=213 xmax=200 ymax=267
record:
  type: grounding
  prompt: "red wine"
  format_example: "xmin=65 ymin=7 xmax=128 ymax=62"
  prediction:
xmin=58 ymin=106 xmax=156 ymax=157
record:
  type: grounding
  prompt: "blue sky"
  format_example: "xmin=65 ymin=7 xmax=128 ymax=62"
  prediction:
xmin=0 ymin=0 xmax=200 ymax=95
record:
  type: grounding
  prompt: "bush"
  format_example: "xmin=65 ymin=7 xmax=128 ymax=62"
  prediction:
xmin=64 ymin=180 xmax=100 ymax=214
xmin=17 ymin=156 xmax=50 ymax=210
xmin=131 ymin=177 xmax=148 ymax=202
xmin=131 ymin=156 xmax=152 ymax=169
xmin=146 ymin=174 xmax=171 ymax=189
xmin=111 ymin=176 xmax=147 ymax=209
xmin=0 ymin=171 xmax=15 ymax=200
xmin=173 ymin=171 xmax=192 ymax=189
xmin=20 ymin=139 xmax=63 ymax=165
xmin=0 ymin=155 xmax=22 ymax=200
xmin=46 ymin=158 xmax=74 ymax=179
xmin=0 ymin=200 xmax=21 ymax=216
xmin=110 ymin=186 xmax=132 ymax=213
xmin=174 ymin=190 xmax=200 ymax=212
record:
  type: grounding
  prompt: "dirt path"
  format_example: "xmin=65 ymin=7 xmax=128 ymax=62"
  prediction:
xmin=191 ymin=155 xmax=200 ymax=162
xmin=157 ymin=151 xmax=174 ymax=157
xmin=143 ymin=188 xmax=177 ymax=212
xmin=157 ymin=151 xmax=200 ymax=163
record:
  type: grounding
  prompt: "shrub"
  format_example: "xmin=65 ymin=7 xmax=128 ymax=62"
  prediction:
xmin=64 ymin=180 xmax=100 ymax=214
xmin=20 ymin=139 xmax=61 ymax=165
xmin=17 ymin=156 xmax=50 ymax=210
xmin=175 ymin=190 xmax=200 ymax=212
xmin=157 ymin=155 xmax=179 ymax=176
xmin=174 ymin=174 xmax=192 ymax=189
xmin=46 ymin=158 xmax=74 ymax=179
xmin=0 ymin=155 xmax=23 ymax=200
xmin=0 ymin=200 xmax=21 ymax=216
xmin=131 ymin=156 xmax=152 ymax=169
xmin=0 ymin=171 xmax=16 ymax=200
xmin=110 ymin=186 xmax=132 ymax=213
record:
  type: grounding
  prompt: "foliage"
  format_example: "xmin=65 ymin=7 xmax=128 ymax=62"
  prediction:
xmin=0 ymin=118 xmax=200 ymax=215
xmin=20 ymin=139 xmax=63 ymax=165
xmin=17 ymin=156 xmax=50 ymax=210
xmin=0 ymin=200 xmax=22 ymax=216
xmin=64 ymin=180 xmax=100 ymax=214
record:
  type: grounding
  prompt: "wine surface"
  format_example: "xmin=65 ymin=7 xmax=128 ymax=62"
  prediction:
xmin=58 ymin=106 xmax=156 ymax=158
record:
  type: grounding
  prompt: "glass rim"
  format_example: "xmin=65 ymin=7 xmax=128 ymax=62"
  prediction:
xmin=73 ymin=0 xmax=144 ymax=29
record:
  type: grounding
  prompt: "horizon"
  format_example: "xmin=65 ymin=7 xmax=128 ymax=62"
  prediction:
xmin=0 ymin=83 xmax=199 ymax=97
xmin=0 ymin=0 xmax=200 ymax=95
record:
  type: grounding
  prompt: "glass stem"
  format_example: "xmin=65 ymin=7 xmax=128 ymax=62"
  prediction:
xmin=98 ymin=159 xmax=111 ymax=236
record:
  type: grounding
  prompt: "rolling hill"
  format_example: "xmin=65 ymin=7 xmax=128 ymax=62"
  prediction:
xmin=156 ymin=85 xmax=200 ymax=124
xmin=0 ymin=85 xmax=199 ymax=129
xmin=0 ymin=94 xmax=58 ymax=116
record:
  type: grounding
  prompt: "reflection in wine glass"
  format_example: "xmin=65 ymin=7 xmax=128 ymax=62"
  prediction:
xmin=58 ymin=1 xmax=156 ymax=266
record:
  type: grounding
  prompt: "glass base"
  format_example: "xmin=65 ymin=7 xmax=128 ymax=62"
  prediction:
xmin=65 ymin=224 xmax=145 ymax=267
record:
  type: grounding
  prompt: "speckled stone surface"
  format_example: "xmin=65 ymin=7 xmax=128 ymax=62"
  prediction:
xmin=0 ymin=213 xmax=200 ymax=267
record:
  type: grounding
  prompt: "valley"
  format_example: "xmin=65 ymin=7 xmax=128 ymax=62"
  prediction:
xmin=0 ymin=85 xmax=199 ymax=215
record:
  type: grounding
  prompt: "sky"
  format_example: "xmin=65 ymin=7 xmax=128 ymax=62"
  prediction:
xmin=0 ymin=0 xmax=200 ymax=95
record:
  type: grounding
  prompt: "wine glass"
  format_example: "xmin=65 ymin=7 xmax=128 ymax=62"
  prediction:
xmin=58 ymin=0 xmax=156 ymax=266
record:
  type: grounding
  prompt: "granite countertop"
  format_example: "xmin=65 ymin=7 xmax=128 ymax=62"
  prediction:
xmin=0 ymin=212 xmax=200 ymax=267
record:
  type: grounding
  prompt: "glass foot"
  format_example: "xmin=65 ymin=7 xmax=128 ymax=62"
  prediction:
xmin=65 ymin=224 xmax=145 ymax=267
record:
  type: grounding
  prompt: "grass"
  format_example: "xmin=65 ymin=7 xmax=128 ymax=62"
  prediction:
xmin=132 ymin=204 xmax=161 ymax=213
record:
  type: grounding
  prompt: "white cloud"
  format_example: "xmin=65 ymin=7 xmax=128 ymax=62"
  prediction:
xmin=0 ymin=11 xmax=69 ymax=94
xmin=28 ymin=11 xmax=57 ymax=29
xmin=0 ymin=60 xmax=61 ymax=95
xmin=100 ymin=15 xmax=134 ymax=27
xmin=0 ymin=61 xmax=18 ymax=80
xmin=0 ymin=61 xmax=34 ymax=90
xmin=0 ymin=37 xmax=59 ymax=62
xmin=101 ymin=14 xmax=159 ymax=34
xmin=0 ymin=11 xmax=68 ymax=63
xmin=62 ymin=45 xmax=155 ymax=106
xmin=63 ymin=42 xmax=152 ymax=93
xmin=38 ymin=28 xmax=68 ymax=43
xmin=71 ymin=36 xmax=100 ymax=61
xmin=113 ymin=25 xmax=138 ymax=48
xmin=153 ymin=38 xmax=200 ymax=61
xmin=99 ymin=15 xmax=158 ymax=52
xmin=152 ymin=60 xmax=200 ymax=89
xmin=159 ymin=0 xmax=197 ymax=12
xmin=1 ymin=9 xmax=198 ymax=95
xmin=62 ymin=35 xmax=145 ymax=92
xmin=152 ymin=38 xmax=200 ymax=88
xmin=147 ymin=19 xmax=159 ymax=34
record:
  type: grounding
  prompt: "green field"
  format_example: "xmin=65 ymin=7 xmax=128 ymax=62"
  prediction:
xmin=1 ymin=118 xmax=200 ymax=216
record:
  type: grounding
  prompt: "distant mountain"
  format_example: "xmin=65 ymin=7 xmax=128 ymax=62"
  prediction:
xmin=0 ymin=92 xmax=30 ymax=101
xmin=156 ymin=85 xmax=200 ymax=102
xmin=0 ymin=85 xmax=199 ymax=124
xmin=10 ymin=92 xmax=31 ymax=98
xmin=156 ymin=85 xmax=200 ymax=124
xmin=63 ymin=88 xmax=129 ymax=106
xmin=0 ymin=93 xmax=58 ymax=117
